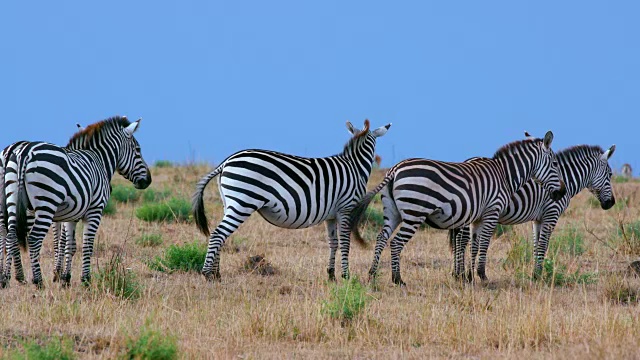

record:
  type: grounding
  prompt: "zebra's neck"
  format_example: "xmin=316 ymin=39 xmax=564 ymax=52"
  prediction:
xmin=341 ymin=136 xmax=376 ymax=182
xmin=68 ymin=132 xmax=120 ymax=182
xmin=557 ymin=151 xmax=595 ymax=198
xmin=495 ymin=151 xmax=535 ymax=197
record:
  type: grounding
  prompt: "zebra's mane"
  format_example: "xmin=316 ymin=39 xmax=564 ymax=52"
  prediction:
xmin=557 ymin=145 xmax=604 ymax=160
xmin=66 ymin=116 xmax=131 ymax=149
xmin=341 ymin=120 xmax=370 ymax=154
xmin=492 ymin=138 xmax=540 ymax=159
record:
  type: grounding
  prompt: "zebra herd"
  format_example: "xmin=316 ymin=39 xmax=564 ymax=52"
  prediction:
xmin=0 ymin=116 xmax=617 ymax=289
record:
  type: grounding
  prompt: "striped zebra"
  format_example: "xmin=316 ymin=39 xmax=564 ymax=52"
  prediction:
xmin=349 ymin=131 xmax=566 ymax=285
xmin=192 ymin=120 xmax=391 ymax=281
xmin=449 ymin=143 xmax=616 ymax=279
xmin=2 ymin=116 xmax=151 ymax=288
xmin=621 ymin=163 xmax=632 ymax=179
xmin=0 ymin=123 xmax=84 ymax=284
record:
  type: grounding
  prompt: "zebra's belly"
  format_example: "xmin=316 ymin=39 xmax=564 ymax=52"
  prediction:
xmin=257 ymin=206 xmax=330 ymax=229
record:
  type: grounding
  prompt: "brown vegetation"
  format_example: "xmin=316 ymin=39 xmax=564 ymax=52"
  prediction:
xmin=1 ymin=166 xmax=640 ymax=358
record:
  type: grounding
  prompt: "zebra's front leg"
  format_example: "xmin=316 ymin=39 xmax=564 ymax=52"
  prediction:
xmin=61 ymin=222 xmax=78 ymax=286
xmin=533 ymin=218 xmax=558 ymax=279
xmin=325 ymin=219 xmax=338 ymax=281
xmin=79 ymin=214 xmax=103 ymax=285
xmin=337 ymin=212 xmax=354 ymax=280
xmin=389 ymin=220 xmax=422 ymax=286
xmin=474 ymin=216 xmax=499 ymax=282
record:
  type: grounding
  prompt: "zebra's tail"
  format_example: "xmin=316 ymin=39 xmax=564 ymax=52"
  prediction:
xmin=349 ymin=170 xmax=395 ymax=245
xmin=14 ymin=152 xmax=30 ymax=250
xmin=192 ymin=162 xmax=226 ymax=236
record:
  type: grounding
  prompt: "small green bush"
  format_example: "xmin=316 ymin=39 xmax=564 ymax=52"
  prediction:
xmin=6 ymin=337 xmax=74 ymax=360
xmin=153 ymin=160 xmax=173 ymax=168
xmin=615 ymin=220 xmax=640 ymax=255
xmin=494 ymin=224 xmax=513 ymax=238
xmin=537 ymin=258 xmax=596 ymax=286
xmin=363 ymin=208 xmax=385 ymax=227
xmin=147 ymin=241 xmax=206 ymax=273
xmin=550 ymin=226 xmax=585 ymax=257
xmin=613 ymin=175 xmax=630 ymax=183
xmin=124 ymin=324 xmax=177 ymax=360
xmin=94 ymin=253 xmax=142 ymax=300
xmin=142 ymin=188 xmax=172 ymax=203
xmin=111 ymin=184 xmax=141 ymax=203
xmin=135 ymin=197 xmax=191 ymax=223
xmin=103 ymin=199 xmax=117 ymax=216
xmin=135 ymin=234 xmax=163 ymax=247
xmin=502 ymin=235 xmax=533 ymax=271
xmin=322 ymin=277 xmax=369 ymax=325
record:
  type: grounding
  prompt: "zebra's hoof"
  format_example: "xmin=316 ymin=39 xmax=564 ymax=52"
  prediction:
xmin=53 ymin=273 xmax=59 ymax=283
xmin=327 ymin=268 xmax=336 ymax=282
xmin=81 ymin=276 xmax=91 ymax=287
xmin=477 ymin=270 xmax=488 ymax=282
xmin=202 ymin=271 xmax=220 ymax=282
xmin=391 ymin=272 xmax=406 ymax=287
xmin=33 ymin=279 xmax=44 ymax=290
xmin=341 ymin=272 xmax=350 ymax=280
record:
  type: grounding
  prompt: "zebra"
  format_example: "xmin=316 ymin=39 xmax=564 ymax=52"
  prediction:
xmin=449 ymin=143 xmax=616 ymax=279
xmin=621 ymin=163 xmax=632 ymax=179
xmin=192 ymin=120 xmax=391 ymax=281
xmin=349 ymin=131 xmax=566 ymax=286
xmin=0 ymin=124 xmax=84 ymax=284
xmin=2 ymin=116 xmax=151 ymax=288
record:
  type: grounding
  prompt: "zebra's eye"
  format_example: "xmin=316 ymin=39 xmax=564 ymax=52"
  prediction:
xmin=552 ymin=160 xmax=559 ymax=167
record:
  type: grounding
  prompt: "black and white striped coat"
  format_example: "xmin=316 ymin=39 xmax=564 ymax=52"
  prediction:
xmin=2 ymin=116 xmax=151 ymax=288
xmin=192 ymin=120 xmax=391 ymax=281
xmin=449 ymin=144 xmax=616 ymax=278
xmin=350 ymin=132 xmax=566 ymax=285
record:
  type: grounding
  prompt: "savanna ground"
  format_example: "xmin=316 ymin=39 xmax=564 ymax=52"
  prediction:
xmin=1 ymin=164 xmax=640 ymax=359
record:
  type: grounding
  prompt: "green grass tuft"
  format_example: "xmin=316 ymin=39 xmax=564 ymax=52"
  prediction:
xmin=6 ymin=337 xmax=75 ymax=360
xmin=153 ymin=160 xmax=173 ymax=168
xmin=94 ymin=252 xmax=142 ymax=300
xmin=550 ymin=226 xmax=585 ymax=257
xmin=135 ymin=197 xmax=191 ymax=223
xmin=142 ymin=188 xmax=172 ymax=203
xmin=615 ymin=220 xmax=640 ymax=255
xmin=322 ymin=277 xmax=370 ymax=325
xmin=135 ymin=233 xmax=163 ymax=247
xmin=124 ymin=324 xmax=178 ymax=360
xmin=502 ymin=235 xmax=533 ymax=271
xmin=612 ymin=175 xmax=630 ymax=183
xmin=111 ymin=184 xmax=141 ymax=203
xmin=537 ymin=258 xmax=596 ymax=287
xmin=103 ymin=199 xmax=117 ymax=216
xmin=147 ymin=241 xmax=206 ymax=273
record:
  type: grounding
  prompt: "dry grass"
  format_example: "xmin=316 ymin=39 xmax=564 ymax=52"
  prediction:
xmin=1 ymin=167 xmax=640 ymax=359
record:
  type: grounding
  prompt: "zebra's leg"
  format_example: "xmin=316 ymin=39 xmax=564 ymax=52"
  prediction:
xmin=52 ymin=223 xmax=62 ymax=282
xmin=325 ymin=219 xmax=338 ymax=281
xmin=368 ymin=199 xmax=401 ymax=281
xmin=453 ymin=227 xmax=471 ymax=280
xmin=388 ymin=219 xmax=423 ymax=286
xmin=533 ymin=214 xmax=559 ymax=278
xmin=337 ymin=211 xmax=355 ymax=280
xmin=79 ymin=213 xmax=103 ymax=285
xmin=203 ymin=208 xmax=253 ymax=281
xmin=531 ymin=221 xmax=542 ymax=279
xmin=0 ymin=211 xmax=6 ymax=281
xmin=61 ymin=222 xmax=77 ymax=286
xmin=474 ymin=216 xmax=500 ymax=282
xmin=26 ymin=210 xmax=55 ymax=288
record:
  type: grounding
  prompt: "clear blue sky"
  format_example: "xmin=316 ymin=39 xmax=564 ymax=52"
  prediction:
xmin=1 ymin=1 xmax=638 ymax=172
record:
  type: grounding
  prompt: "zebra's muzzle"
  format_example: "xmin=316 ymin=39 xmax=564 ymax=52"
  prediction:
xmin=601 ymin=197 xmax=615 ymax=210
xmin=550 ymin=180 xmax=566 ymax=202
xmin=134 ymin=174 xmax=152 ymax=189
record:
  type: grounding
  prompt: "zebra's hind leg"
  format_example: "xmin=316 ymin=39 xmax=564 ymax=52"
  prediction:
xmin=388 ymin=220 xmax=423 ymax=286
xmin=26 ymin=212 xmax=54 ymax=289
xmin=203 ymin=209 xmax=251 ymax=281
xmin=452 ymin=227 xmax=471 ymax=280
xmin=61 ymin=222 xmax=77 ymax=287
xmin=368 ymin=209 xmax=401 ymax=282
xmin=79 ymin=213 xmax=104 ymax=285
xmin=52 ymin=223 xmax=63 ymax=282
xmin=325 ymin=219 xmax=338 ymax=281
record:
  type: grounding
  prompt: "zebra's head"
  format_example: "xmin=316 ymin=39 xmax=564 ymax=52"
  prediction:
xmin=116 ymin=118 xmax=152 ymax=189
xmin=344 ymin=119 xmax=391 ymax=177
xmin=526 ymin=131 xmax=566 ymax=202
xmin=588 ymin=145 xmax=616 ymax=210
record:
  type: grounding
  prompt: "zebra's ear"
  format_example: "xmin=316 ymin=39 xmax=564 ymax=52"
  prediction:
xmin=372 ymin=123 xmax=391 ymax=138
xmin=543 ymin=131 xmax=554 ymax=149
xmin=124 ymin=118 xmax=141 ymax=136
xmin=346 ymin=121 xmax=359 ymax=135
xmin=601 ymin=145 xmax=616 ymax=161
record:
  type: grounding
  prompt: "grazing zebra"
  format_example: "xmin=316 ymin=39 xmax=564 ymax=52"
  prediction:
xmin=449 ymin=143 xmax=616 ymax=279
xmin=192 ymin=120 xmax=391 ymax=281
xmin=2 ymin=116 xmax=151 ymax=288
xmin=0 ymin=123 xmax=84 ymax=284
xmin=621 ymin=163 xmax=633 ymax=179
xmin=350 ymin=131 xmax=566 ymax=285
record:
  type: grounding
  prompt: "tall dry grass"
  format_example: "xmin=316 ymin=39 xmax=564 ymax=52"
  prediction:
xmin=1 ymin=166 xmax=639 ymax=359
